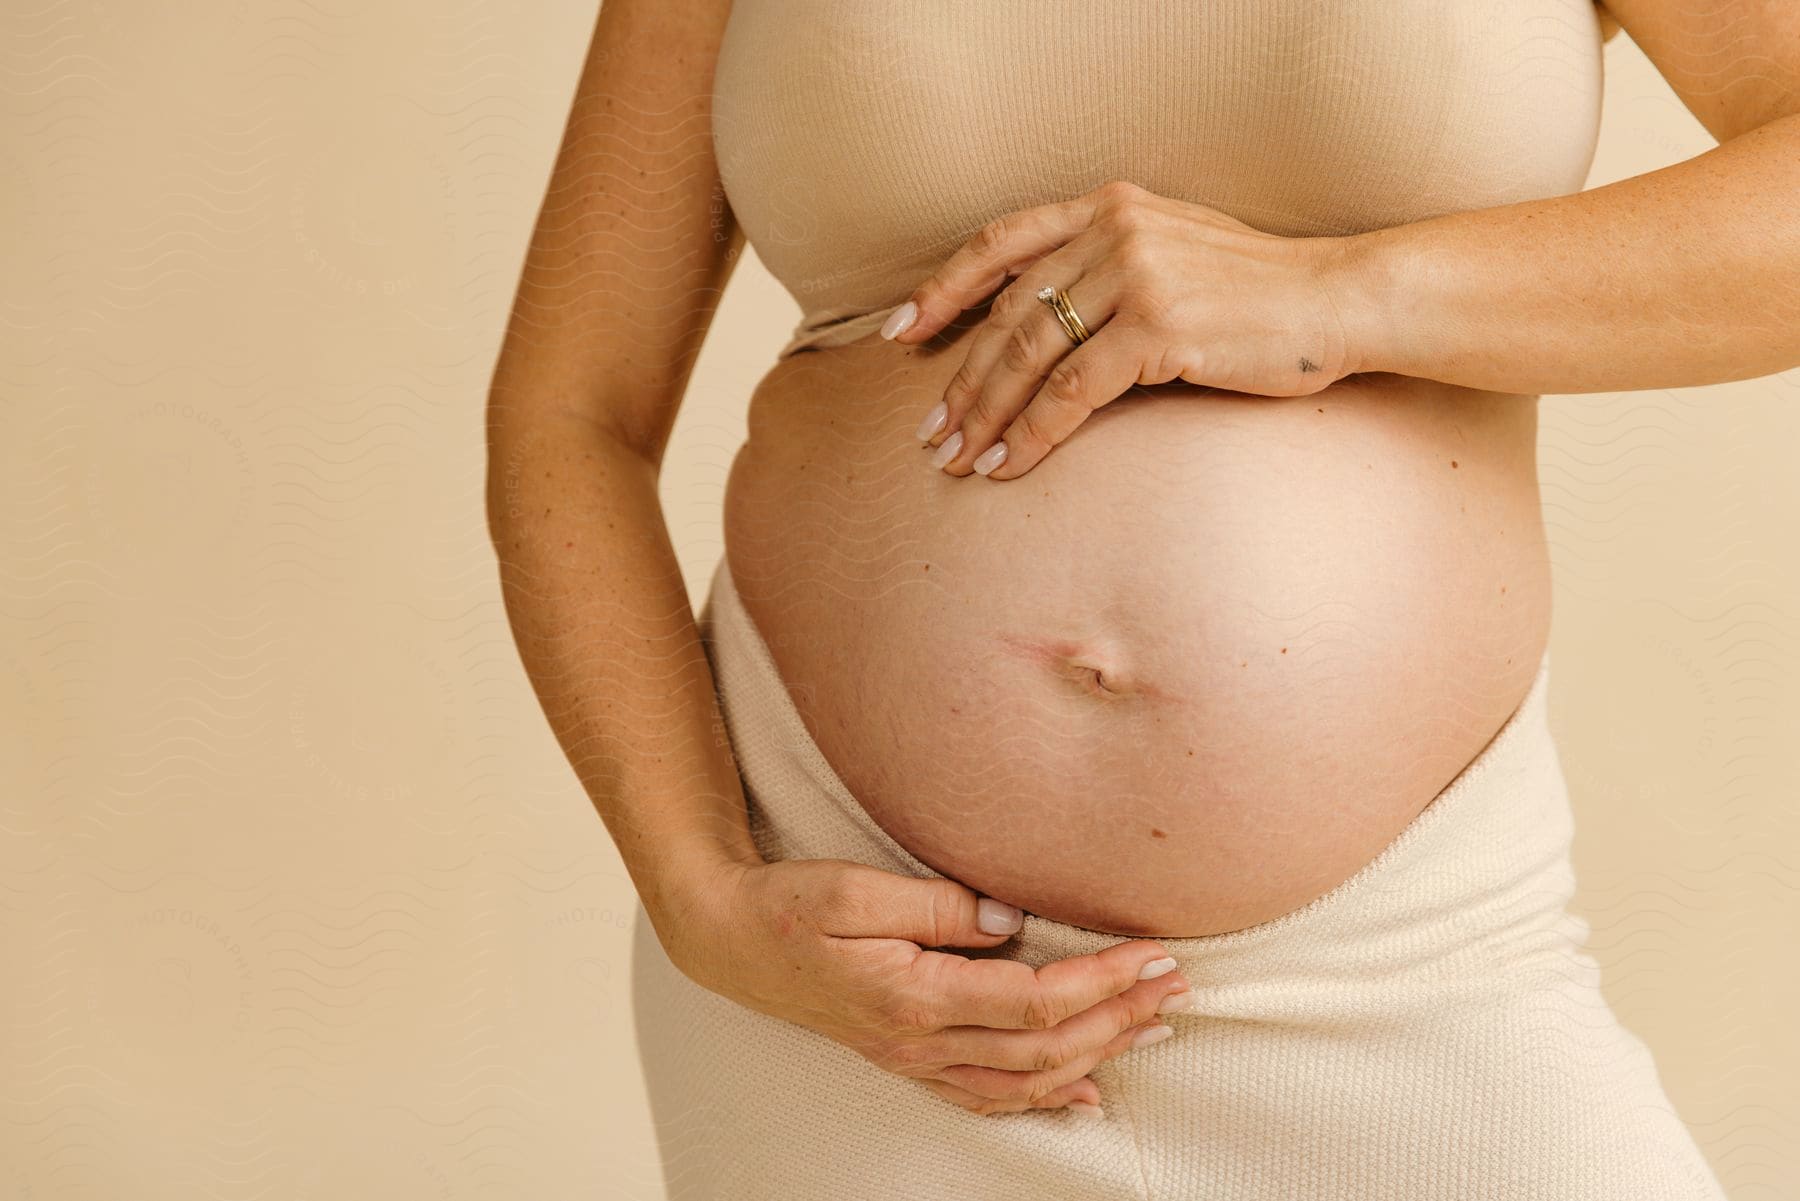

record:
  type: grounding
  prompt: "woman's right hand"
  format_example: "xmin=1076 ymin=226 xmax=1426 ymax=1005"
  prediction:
xmin=657 ymin=856 xmax=1194 ymax=1116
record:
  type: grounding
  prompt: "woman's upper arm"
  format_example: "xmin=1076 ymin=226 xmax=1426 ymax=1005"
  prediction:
xmin=489 ymin=0 xmax=743 ymax=462
xmin=1596 ymin=0 xmax=1800 ymax=141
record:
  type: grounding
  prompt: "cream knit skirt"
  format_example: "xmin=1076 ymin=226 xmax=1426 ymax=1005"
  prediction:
xmin=630 ymin=557 xmax=1725 ymax=1201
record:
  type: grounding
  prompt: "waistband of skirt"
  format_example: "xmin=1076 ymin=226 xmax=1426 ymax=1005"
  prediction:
xmin=698 ymin=554 xmax=1573 ymax=979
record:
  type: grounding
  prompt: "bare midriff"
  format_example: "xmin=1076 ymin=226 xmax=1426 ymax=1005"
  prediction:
xmin=722 ymin=310 xmax=1552 ymax=937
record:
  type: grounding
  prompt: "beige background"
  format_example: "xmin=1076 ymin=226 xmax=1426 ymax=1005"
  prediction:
xmin=2 ymin=3 xmax=1794 ymax=1198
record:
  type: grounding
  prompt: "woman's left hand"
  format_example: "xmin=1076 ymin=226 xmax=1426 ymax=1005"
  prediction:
xmin=885 ymin=179 xmax=1372 ymax=480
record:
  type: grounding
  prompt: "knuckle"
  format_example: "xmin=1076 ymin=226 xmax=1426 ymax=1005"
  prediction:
xmin=884 ymin=992 xmax=938 ymax=1035
xmin=1118 ymin=282 xmax=1172 ymax=329
xmin=882 ymin=1038 xmax=935 ymax=1075
xmin=974 ymin=1073 xmax=1034 ymax=1103
xmin=1100 ymin=186 xmax=1147 ymax=231
xmin=991 ymin=1070 xmax=1056 ymax=1104
xmin=1169 ymin=343 xmax=1206 ymax=381
xmin=923 ymin=881 xmax=968 ymax=947
xmin=1031 ymin=1030 xmax=1078 ymax=1074
xmin=1019 ymin=988 xmax=1064 ymax=1032
xmin=971 ymin=215 xmax=1014 ymax=259
xmin=1007 ymin=405 xmax=1054 ymax=454
xmin=944 ymin=361 xmax=984 ymax=410
xmin=1041 ymin=358 xmax=1093 ymax=409
xmin=1095 ymin=178 xmax=1143 ymax=208
xmin=1126 ymin=989 xmax=1164 ymax=1026
xmin=815 ymin=871 xmax=862 ymax=922
xmin=991 ymin=284 xmax=1031 ymax=323
xmin=1000 ymin=321 xmax=1041 ymax=374
xmin=962 ymin=391 xmax=996 ymax=429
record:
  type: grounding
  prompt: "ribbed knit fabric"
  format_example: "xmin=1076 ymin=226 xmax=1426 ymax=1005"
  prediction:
xmin=709 ymin=1 xmax=1608 ymax=360
xmin=631 ymin=557 xmax=1726 ymax=1200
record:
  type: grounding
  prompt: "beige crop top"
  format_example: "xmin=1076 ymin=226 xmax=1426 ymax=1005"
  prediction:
xmin=711 ymin=2 xmax=1607 ymax=361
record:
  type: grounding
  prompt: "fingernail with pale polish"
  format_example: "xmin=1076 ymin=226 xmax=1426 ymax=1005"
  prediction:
xmin=880 ymin=300 xmax=918 ymax=340
xmin=930 ymin=430 xmax=963 ymax=470
xmin=1137 ymin=956 xmax=1178 ymax=981
xmin=977 ymin=897 xmax=1023 ymax=936
xmin=914 ymin=402 xmax=947 ymax=441
xmin=1130 ymin=1023 xmax=1175 ymax=1050
xmin=1065 ymin=1101 xmax=1104 ymax=1120
xmin=1157 ymin=990 xmax=1194 ymax=1015
xmin=972 ymin=442 xmax=1008 ymax=476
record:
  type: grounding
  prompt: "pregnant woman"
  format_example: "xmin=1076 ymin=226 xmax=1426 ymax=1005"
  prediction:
xmin=486 ymin=1 xmax=1798 ymax=1197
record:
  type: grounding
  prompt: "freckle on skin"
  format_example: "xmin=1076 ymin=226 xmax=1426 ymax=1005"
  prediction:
xmin=1280 ymin=647 xmax=1287 ymax=654
xmin=1450 ymin=460 xmax=1458 ymax=468
xmin=1151 ymin=828 xmax=1168 ymax=839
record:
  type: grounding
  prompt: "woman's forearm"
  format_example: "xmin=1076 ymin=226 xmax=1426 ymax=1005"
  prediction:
xmin=485 ymin=410 xmax=761 ymax=928
xmin=1332 ymin=111 xmax=1800 ymax=394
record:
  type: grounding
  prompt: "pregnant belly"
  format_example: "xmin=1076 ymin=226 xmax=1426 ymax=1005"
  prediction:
xmin=722 ymin=330 xmax=1552 ymax=937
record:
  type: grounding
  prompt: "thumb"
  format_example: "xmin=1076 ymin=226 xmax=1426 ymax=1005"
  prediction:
xmin=875 ymin=873 xmax=1024 ymax=949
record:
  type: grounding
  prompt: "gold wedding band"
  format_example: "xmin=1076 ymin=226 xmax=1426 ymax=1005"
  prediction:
xmin=1036 ymin=284 xmax=1091 ymax=345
